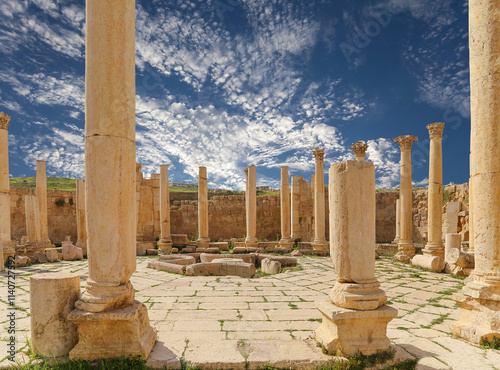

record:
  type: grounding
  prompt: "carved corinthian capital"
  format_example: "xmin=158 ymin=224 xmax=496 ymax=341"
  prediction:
xmin=426 ymin=122 xmax=445 ymax=140
xmin=393 ymin=135 xmax=418 ymax=151
xmin=351 ymin=141 xmax=369 ymax=160
xmin=312 ymin=147 xmax=325 ymax=161
xmin=0 ymin=112 xmax=10 ymax=130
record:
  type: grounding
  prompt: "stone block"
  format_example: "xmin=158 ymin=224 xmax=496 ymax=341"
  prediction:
xmin=146 ymin=249 xmax=158 ymax=255
xmin=33 ymin=251 xmax=48 ymax=264
xmin=186 ymin=263 xmax=222 ymax=276
xmin=14 ymin=255 xmax=29 ymax=267
xmin=171 ymin=234 xmax=190 ymax=247
xmin=209 ymin=242 xmax=229 ymax=251
xmin=136 ymin=246 xmax=147 ymax=256
xmin=261 ymin=258 xmax=281 ymax=274
xmin=30 ymin=273 xmax=80 ymax=357
xmin=148 ymin=260 xmax=186 ymax=274
xmin=233 ymin=246 xmax=247 ymax=253
xmin=158 ymin=255 xmax=196 ymax=265
xmin=68 ymin=301 xmax=157 ymax=361
xmin=315 ymin=300 xmax=397 ymax=356
xmin=411 ymin=255 xmax=445 ymax=272
xmin=182 ymin=246 xmax=196 ymax=253
xmin=200 ymin=253 xmax=255 ymax=264
xmin=45 ymin=248 xmax=59 ymax=262
xmin=255 ymin=253 xmax=297 ymax=266
xmin=62 ymin=244 xmax=81 ymax=261
xmin=291 ymin=250 xmax=302 ymax=256
xmin=233 ymin=242 xmax=246 ymax=249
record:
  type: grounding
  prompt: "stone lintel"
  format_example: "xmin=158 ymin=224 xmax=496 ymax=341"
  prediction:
xmin=68 ymin=300 xmax=157 ymax=361
xmin=315 ymin=300 xmax=397 ymax=356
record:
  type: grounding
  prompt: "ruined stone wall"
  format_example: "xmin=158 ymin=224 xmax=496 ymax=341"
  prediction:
xmin=10 ymin=188 xmax=77 ymax=243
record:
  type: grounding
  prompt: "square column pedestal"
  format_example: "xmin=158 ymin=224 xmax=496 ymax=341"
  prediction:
xmin=68 ymin=300 xmax=156 ymax=360
xmin=316 ymin=301 xmax=397 ymax=356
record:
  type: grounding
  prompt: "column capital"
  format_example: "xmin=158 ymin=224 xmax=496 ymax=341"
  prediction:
xmin=0 ymin=112 xmax=10 ymax=130
xmin=393 ymin=135 xmax=418 ymax=151
xmin=351 ymin=141 xmax=369 ymax=161
xmin=312 ymin=147 xmax=325 ymax=161
xmin=426 ymin=122 xmax=445 ymax=140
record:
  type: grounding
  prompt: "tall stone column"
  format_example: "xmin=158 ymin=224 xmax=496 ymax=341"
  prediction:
xmin=68 ymin=0 xmax=157 ymax=361
xmin=312 ymin=147 xmax=328 ymax=255
xmin=158 ymin=165 xmax=172 ymax=252
xmin=279 ymin=166 xmax=293 ymax=249
xmin=0 ymin=112 xmax=11 ymax=271
xmin=25 ymin=195 xmax=41 ymax=244
xmin=290 ymin=176 xmax=301 ymax=241
xmin=413 ymin=123 xmax=446 ymax=271
xmin=452 ymin=0 xmax=500 ymax=344
xmin=315 ymin=160 xmax=396 ymax=355
xmin=36 ymin=160 xmax=50 ymax=244
xmin=393 ymin=135 xmax=418 ymax=262
xmin=468 ymin=171 xmax=474 ymax=253
xmin=392 ymin=199 xmax=401 ymax=244
xmin=197 ymin=166 xmax=209 ymax=248
xmin=245 ymin=165 xmax=258 ymax=248
xmin=75 ymin=179 xmax=87 ymax=257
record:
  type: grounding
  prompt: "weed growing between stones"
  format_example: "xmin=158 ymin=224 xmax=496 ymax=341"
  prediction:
xmin=480 ymin=336 xmax=500 ymax=350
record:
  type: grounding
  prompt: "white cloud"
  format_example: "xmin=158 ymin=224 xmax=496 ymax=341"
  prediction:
xmin=366 ymin=138 xmax=400 ymax=189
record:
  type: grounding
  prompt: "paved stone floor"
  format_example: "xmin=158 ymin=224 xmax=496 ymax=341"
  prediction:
xmin=1 ymin=255 xmax=500 ymax=369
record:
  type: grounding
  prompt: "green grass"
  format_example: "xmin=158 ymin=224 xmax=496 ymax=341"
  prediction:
xmin=480 ymin=336 xmax=500 ymax=350
xmin=10 ymin=177 xmax=77 ymax=191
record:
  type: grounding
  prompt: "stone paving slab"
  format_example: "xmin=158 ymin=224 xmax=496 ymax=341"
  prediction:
xmin=0 ymin=256 xmax=499 ymax=369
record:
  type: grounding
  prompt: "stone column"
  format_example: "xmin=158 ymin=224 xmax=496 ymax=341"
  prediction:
xmin=468 ymin=176 xmax=474 ymax=253
xmin=245 ymin=165 xmax=258 ymax=248
xmin=315 ymin=160 xmax=396 ymax=355
xmin=290 ymin=176 xmax=301 ymax=241
xmin=0 ymin=112 xmax=11 ymax=271
xmin=279 ymin=166 xmax=293 ymax=249
xmin=393 ymin=135 xmax=418 ymax=262
xmin=312 ymin=147 xmax=328 ymax=255
xmin=75 ymin=180 xmax=87 ymax=256
xmin=197 ymin=166 xmax=209 ymax=248
xmin=452 ymin=0 xmax=500 ymax=345
xmin=36 ymin=160 xmax=50 ymax=244
xmin=392 ymin=199 xmax=401 ymax=244
xmin=68 ymin=0 xmax=157 ymax=361
xmin=351 ymin=141 xmax=368 ymax=161
xmin=413 ymin=123 xmax=446 ymax=272
xmin=158 ymin=165 xmax=172 ymax=252
xmin=25 ymin=195 xmax=41 ymax=244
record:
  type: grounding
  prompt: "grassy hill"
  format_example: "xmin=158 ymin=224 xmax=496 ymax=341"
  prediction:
xmin=10 ymin=177 xmax=77 ymax=191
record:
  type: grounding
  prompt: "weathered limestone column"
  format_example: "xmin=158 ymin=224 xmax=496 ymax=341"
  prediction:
xmin=25 ymin=195 xmax=41 ymax=244
xmin=290 ymin=176 xmax=301 ymax=241
xmin=245 ymin=165 xmax=258 ymax=248
xmin=312 ymin=148 xmax=328 ymax=255
xmin=316 ymin=160 xmax=397 ymax=355
xmin=393 ymin=135 xmax=418 ymax=262
xmin=0 ymin=112 xmax=11 ymax=271
xmin=452 ymin=0 xmax=500 ymax=344
xmin=197 ymin=166 xmax=209 ymax=248
xmin=279 ymin=166 xmax=293 ymax=249
xmin=468 ymin=176 xmax=474 ymax=253
xmin=412 ymin=123 xmax=446 ymax=272
xmin=351 ymin=141 xmax=368 ymax=161
xmin=75 ymin=180 xmax=87 ymax=256
xmin=157 ymin=165 xmax=172 ymax=252
xmin=67 ymin=0 xmax=157 ymax=361
xmin=36 ymin=160 xmax=50 ymax=244
xmin=392 ymin=199 xmax=401 ymax=244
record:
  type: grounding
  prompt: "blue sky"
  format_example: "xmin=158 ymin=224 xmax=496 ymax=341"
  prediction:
xmin=0 ymin=0 xmax=470 ymax=190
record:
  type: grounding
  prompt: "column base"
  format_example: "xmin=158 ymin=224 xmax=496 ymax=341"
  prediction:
xmin=329 ymin=281 xmax=386 ymax=310
xmin=422 ymin=243 xmax=444 ymax=258
xmin=197 ymin=238 xmax=210 ymax=249
xmin=312 ymin=240 xmax=329 ymax=256
xmin=391 ymin=238 xmax=400 ymax=245
xmin=452 ymin=278 xmax=500 ymax=344
xmin=279 ymin=239 xmax=294 ymax=252
xmin=68 ymin=300 xmax=157 ymax=361
xmin=315 ymin=300 xmax=397 ymax=356
xmin=411 ymin=255 xmax=445 ymax=272
xmin=75 ymin=280 xmax=135 ymax=313
xmin=157 ymin=241 xmax=172 ymax=254
xmin=245 ymin=237 xmax=258 ymax=249
xmin=395 ymin=241 xmax=415 ymax=262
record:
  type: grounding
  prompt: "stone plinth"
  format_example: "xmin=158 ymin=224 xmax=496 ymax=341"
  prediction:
xmin=158 ymin=165 xmax=172 ymax=252
xmin=315 ymin=301 xmax=397 ymax=356
xmin=68 ymin=301 xmax=156 ymax=360
xmin=30 ymin=273 xmax=80 ymax=357
xmin=311 ymin=147 xmax=328 ymax=255
xmin=197 ymin=167 xmax=209 ymax=248
xmin=245 ymin=166 xmax=258 ymax=248
xmin=393 ymin=135 xmax=418 ymax=262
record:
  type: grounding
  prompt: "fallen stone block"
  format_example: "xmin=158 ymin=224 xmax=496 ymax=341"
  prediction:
xmin=146 ymin=249 xmax=158 ymax=255
xmin=148 ymin=260 xmax=186 ymax=274
xmin=200 ymin=253 xmax=255 ymax=264
xmin=171 ymin=248 xmax=179 ymax=253
xmin=158 ymin=255 xmax=196 ymax=265
xmin=62 ymin=244 xmax=82 ymax=261
xmin=182 ymin=246 xmax=196 ymax=253
xmin=291 ymin=250 xmax=302 ymax=257
xmin=235 ymin=263 xmax=256 ymax=278
xmin=136 ymin=246 xmax=147 ymax=256
xmin=232 ymin=247 xmax=247 ymax=253
xmin=14 ymin=255 xmax=29 ymax=268
xmin=45 ymin=248 xmax=59 ymax=262
xmin=209 ymin=242 xmax=229 ymax=251
xmin=261 ymin=258 xmax=281 ymax=274
xmin=186 ymin=263 xmax=222 ymax=276
xmin=255 ymin=253 xmax=297 ymax=266
xmin=33 ymin=251 xmax=48 ymax=264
